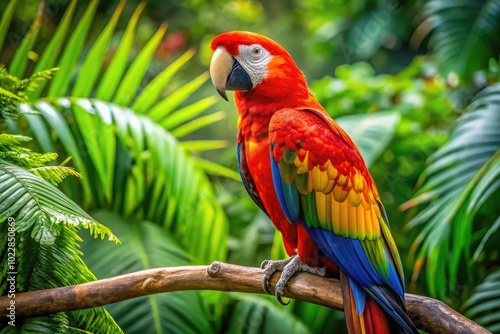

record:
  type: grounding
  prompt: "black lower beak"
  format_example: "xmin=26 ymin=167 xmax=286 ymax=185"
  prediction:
xmin=226 ymin=58 xmax=253 ymax=92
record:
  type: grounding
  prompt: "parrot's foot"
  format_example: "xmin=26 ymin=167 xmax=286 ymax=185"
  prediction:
xmin=261 ymin=255 xmax=327 ymax=305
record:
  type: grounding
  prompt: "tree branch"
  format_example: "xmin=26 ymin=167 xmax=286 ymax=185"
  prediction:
xmin=0 ymin=262 xmax=490 ymax=334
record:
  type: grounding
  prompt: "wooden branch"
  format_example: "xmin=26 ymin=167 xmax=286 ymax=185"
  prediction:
xmin=0 ymin=262 xmax=490 ymax=334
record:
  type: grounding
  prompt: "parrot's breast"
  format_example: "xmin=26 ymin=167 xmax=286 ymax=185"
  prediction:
xmin=238 ymin=114 xmax=298 ymax=256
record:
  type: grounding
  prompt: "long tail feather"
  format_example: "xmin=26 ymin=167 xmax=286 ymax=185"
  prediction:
xmin=341 ymin=270 xmax=365 ymax=334
xmin=341 ymin=270 xmax=391 ymax=334
xmin=341 ymin=269 xmax=419 ymax=334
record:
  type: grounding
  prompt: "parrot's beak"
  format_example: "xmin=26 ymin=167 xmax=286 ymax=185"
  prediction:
xmin=210 ymin=47 xmax=253 ymax=101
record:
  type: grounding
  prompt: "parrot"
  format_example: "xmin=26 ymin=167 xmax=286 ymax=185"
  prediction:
xmin=209 ymin=31 xmax=419 ymax=334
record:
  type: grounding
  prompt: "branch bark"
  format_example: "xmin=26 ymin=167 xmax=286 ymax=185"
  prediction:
xmin=0 ymin=262 xmax=490 ymax=334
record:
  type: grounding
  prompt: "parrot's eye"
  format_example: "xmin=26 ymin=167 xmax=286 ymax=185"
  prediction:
xmin=252 ymin=47 xmax=261 ymax=55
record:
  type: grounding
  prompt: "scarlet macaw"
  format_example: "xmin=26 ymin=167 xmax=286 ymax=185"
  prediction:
xmin=209 ymin=31 xmax=418 ymax=334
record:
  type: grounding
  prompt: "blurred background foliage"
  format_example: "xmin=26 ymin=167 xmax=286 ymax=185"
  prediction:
xmin=0 ymin=0 xmax=499 ymax=333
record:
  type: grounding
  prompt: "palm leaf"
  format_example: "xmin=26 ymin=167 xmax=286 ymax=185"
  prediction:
xmin=9 ymin=0 xmax=222 ymax=142
xmin=7 ymin=2 xmax=42 ymax=78
xmin=47 ymin=0 xmax=99 ymax=97
xmin=94 ymin=2 xmax=145 ymax=101
xmin=71 ymin=0 xmax=125 ymax=97
xmin=81 ymin=210 xmax=214 ymax=334
xmin=403 ymin=84 xmax=500 ymax=298
xmin=463 ymin=269 xmax=500 ymax=332
xmin=0 ymin=0 xmax=17 ymax=52
xmin=25 ymin=0 xmax=78 ymax=100
xmin=26 ymin=98 xmax=229 ymax=267
xmin=3 ymin=1 xmax=230 ymax=330
xmin=413 ymin=0 xmax=500 ymax=77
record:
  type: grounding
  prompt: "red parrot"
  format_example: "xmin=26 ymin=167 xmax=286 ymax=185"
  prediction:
xmin=209 ymin=31 xmax=418 ymax=334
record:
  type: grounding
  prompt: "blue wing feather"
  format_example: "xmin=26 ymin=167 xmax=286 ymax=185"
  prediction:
xmin=270 ymin=147 xmax=299 ymax=223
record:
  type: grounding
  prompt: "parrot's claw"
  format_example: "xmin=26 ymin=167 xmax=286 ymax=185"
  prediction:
xmin=261 ymin=255 xmax=327 ymax=305
xmin=261 ymin=256 xmax=297 ymax=294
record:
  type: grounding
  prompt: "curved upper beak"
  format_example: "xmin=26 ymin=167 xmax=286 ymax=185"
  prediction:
xmin=210 ymin=47 xmax=253 ymax=101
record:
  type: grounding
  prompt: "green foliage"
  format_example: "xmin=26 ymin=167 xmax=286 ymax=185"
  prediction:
xmin=82 ymin=211 xmax=214 ymax=334
xmin=0 ymin=158 xmax=120 ymax=333
xmin=25 ymin=98 xmax=229 ymax=265
xmin=415 ymin=0 xmax=500 ymax=78
xmin=0 ymin=160 xmax=116 ymax=245
xmin=0 ymin=66 xmax=54 ymax=120
xmin=0 ymin=61 xmax=121 ymax=334
xmin=1 ymin=0 xmax=500 ymax=332
xmin=404 ymin=83 xmax=500 ymax=300
xmin=0 ymin=0 xmax=230 ymax=332
xmin=464 ymin=268 xmax=500 ymax=332
xmin=335 ymin=111 xmax=400 ymax=167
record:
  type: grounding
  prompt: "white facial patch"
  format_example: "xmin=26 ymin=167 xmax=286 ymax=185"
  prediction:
xmin=235 ymin=44 xmax=272 ymax=87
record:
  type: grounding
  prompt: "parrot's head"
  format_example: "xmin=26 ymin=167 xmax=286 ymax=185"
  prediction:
xmin=209 ymin=31 xmax=310 ymax=106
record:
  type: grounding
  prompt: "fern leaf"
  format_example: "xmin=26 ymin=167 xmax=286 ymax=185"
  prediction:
xmin=30 ymin=166 xmax=82 ymax=186
xmin=0 ymin=160 xmax=118 ymax=244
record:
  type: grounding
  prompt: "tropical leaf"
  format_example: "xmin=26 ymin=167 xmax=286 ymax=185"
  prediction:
xmin=7 ymin=1 xmax=42 ymax=78
xmin=94 ymin=1 xmax=146 ymax=101
xmin=413 ymin=0 xmax=500 ymax=77
xmin=81 ymin=210 xmax=214 ymax=334
xmin=0 ymin=161 xmax=121 ymax=333
xmin=29 ymin=165 xmax=82 ymax=186
xmin=336 ymin=110 xmax=401 ymax=167
xmin=6 ymin=0 xmax=222 ymax=144
xmin=2 ymin=0 xmax=230 ymax=331
xmin=47 ymin=0 xmax=99 ymax=97
xmin=463 ymin=269 xmax=500 ymax=333
xmin=26 ymin=98 xmax=228 ymax=266
xmin=0 ymin=0 xmax=17 ymax=52
xmin=402 ymin=84 xmax=500 ymax=298
xmin=0 ymin=159 xmax=117 ymax=244
xmin=25 ymin=0 xmax=77 ymax=100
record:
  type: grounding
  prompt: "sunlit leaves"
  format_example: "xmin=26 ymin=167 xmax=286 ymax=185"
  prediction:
xmin=404 ymin=84 xmax=500 ymax=298
xmin=413 ymin=0 xmax=500 ymax=77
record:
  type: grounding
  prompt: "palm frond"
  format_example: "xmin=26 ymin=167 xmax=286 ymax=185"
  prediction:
xmin=0 ymin=0 xmax=17 ymax=51
xmin=403 ymin=84 xmax=500 ymax=298
xmin=413 ymin=0 xmax=500 ymax=77
xmin=0 ymin=313 xmax=69 ymax=334
xmin=9 ymin=219 xmax=121 ymax=333
xmin=3 ymin=1 xmax=231 ymax=330
xmin=463 ymin=269 xmax=500 ymax=332
xmin=26 ymin=98 xmax=228 ymax=266
xmin=7 ymin=1 xmax=42 ymax=78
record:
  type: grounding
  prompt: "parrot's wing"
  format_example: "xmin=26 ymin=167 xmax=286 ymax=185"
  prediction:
xmin=269 ymin=107 xmax=415 ymax=333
